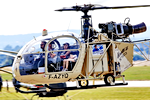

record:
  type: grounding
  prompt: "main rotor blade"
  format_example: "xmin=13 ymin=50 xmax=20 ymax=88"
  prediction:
xmin=55 ymin=8 xmax=76 ymax=11
xmin=93 ymin=5 xmax=150 ymax=10
xmin=0 ymin=49 xmax=18 ymax=54
xmin=55 ymin=5 xmax=150 ymax=12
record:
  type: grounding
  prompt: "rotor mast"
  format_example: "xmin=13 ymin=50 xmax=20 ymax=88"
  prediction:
xmin=55 ymin=4 xmax=94 ymax=42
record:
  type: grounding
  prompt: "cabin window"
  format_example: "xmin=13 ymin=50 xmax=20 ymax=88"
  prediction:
xmin=46 ymin=37 xmax=80 ymax=72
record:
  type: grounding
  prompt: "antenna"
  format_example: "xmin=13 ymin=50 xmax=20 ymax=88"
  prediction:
xmin=33 ymin=36 xmax=36 ymax=41
xmin=67 ymin=18 xmax=72 ymax=32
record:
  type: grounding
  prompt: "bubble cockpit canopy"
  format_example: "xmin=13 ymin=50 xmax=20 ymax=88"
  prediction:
xmin=17 ymin=32 xmax=81 ymax=75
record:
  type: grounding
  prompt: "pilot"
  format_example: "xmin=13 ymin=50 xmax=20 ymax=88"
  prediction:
xmin=32 ymin=41 xmax=47 ymax=73
xmin=39 ymin=41 xmax=47 ymax=63
xmin=40 ymin=41 xmax=47 ymax=52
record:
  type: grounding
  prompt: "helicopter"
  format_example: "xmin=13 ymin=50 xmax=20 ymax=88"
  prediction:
xmin=1 ymin=4 xmax=150 ymax=97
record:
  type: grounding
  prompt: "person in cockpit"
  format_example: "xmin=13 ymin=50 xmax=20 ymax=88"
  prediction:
xmin=48 ymin=41 xmax=57 ymax=64
xmin=40 ymin=41 xmax=46 ymax=51
xmin=40 ymin=41 xmax=46 ymax=56
xmin=32 ymin=41 xmax=47 ymax=73
xmin=60 ymin=43 xmax=70 ymax=59
xmin=62 ymin=54 xmax=77 ymax=71
xmin=39 ymin=41 xmax=47 ymax=60
xmin=59 ymin=43 xmax=71 ymax=71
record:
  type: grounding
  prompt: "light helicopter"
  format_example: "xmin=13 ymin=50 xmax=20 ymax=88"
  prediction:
xmin=1 ymin=4 xmax=150 ymax=97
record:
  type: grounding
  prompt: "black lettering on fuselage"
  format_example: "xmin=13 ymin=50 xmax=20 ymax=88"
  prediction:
xmin=62 ymin=74 xmax=64 ymax=78
xmin=117 ymin=46 xmax=128 ymax=60
xmin=58 ymin=74 xmax=61 ymax=79
xmin=54 ymin=74 xmax=57 ymax=79
xmin=48 ymin=73 xmax=69 ymax=79
xmin=65 ymin=73 xmax=68 ymax=78
xmin=49 ymin=74 xmax=52 ymax=79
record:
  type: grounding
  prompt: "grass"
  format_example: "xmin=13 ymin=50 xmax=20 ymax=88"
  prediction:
xmin=117 ymin=66 xmax=150 ymax=80
xmin=66 ymin=87 xmax=150 ymax=100
xmin=0 ymin=87 xmax=150 ymax=100
xmin=0 ymin=73 xmax=13 ymax=81
xmin=0 ymin=87 xmax=37 ymax=100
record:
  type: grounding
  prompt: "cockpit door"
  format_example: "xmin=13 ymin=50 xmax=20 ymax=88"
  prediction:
xmin=45 ymin=35 xmax=85 ymax=76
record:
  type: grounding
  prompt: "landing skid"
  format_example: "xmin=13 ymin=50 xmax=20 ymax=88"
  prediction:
xmin=15 ymin=82 xmax=128 ymax=98
xmin=45 ymin=82 xmax=128 ymax=90
xmin=15 ymin=82 xmax=128 ymax=93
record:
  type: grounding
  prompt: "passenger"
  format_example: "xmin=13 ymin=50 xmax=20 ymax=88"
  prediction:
xmin=62 ymin=54 xmax=77 ymax=71
xmin=60 ymin=43 xmax=71 ymax=59
xmin=48 ymin=41 xmax=57 ymax=64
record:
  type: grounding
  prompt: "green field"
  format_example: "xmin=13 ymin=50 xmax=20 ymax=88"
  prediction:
xmin=0 ymin=87 xmax=150 ymax=100
xmin=117 ymin=66 xmax=150 ymax=80
xmin=0 ymin=66 xmax=150 ymax=100
xmin=0 ymin=73 xmax=12 ymax=81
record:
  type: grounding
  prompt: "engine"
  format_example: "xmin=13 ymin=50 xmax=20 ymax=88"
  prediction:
xmin=98 ymin=21 xmax=147 ymax=40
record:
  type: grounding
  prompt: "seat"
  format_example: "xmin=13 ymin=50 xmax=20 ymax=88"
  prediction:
xmin=47 ymin=55 xmax=61 ymax=72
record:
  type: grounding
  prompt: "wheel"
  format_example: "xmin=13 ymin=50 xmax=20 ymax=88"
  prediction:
xmin=78 ymin=80 xmax=89 ymax=87
xmin=104 ymin=74 xmax=115 ymax=85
